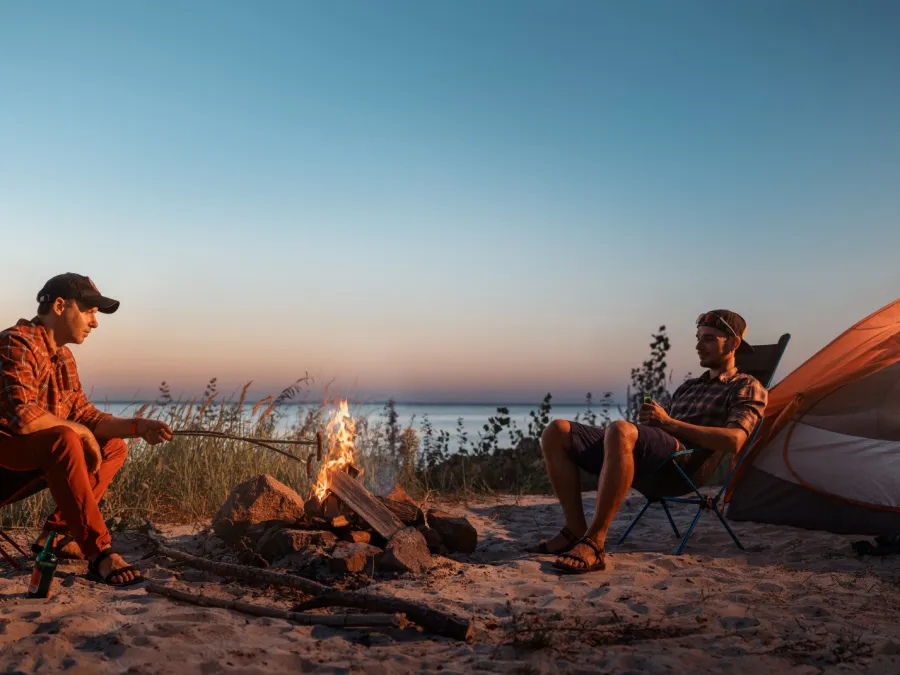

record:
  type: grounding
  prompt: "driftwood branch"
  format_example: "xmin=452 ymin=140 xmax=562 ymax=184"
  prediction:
xmin=152 ymin=542 xmax=474 ymax=641
xmin=145 ymin=583 xmax=401 ymax=628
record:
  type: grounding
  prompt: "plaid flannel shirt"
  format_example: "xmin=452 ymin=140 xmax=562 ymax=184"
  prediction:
xmin=669 ymin=368 xmax=768 ymax=437
xmin=0 ymin=318 xmax=112 ymax=437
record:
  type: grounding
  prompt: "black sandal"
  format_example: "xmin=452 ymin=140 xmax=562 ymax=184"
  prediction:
xmin=553 ymin=536 xmax=607 ymax=574
xmin=526 ymin=526 xmax=579 ymax=554
xmin=86 ymin=548 xmax=145 ymax=587
xmin=31 ymin=536 xmax=84 ymax=560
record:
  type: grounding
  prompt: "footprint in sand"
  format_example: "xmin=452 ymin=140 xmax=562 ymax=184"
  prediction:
xmin=719 ymin=615 xmax=760 ymax=630
xmin=756 ymin=582 xmax=784 ymax=593
xmin=585 ymin=586 xmax=610 ymax=599
xmin=665 ymin=603 xmax=701 ymax=617
xmin=626 ymin=600 xmax=649 ymax=615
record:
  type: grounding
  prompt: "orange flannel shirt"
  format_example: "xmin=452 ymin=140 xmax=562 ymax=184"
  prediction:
xmin=0 ymin=318 xmax=111 ymax=437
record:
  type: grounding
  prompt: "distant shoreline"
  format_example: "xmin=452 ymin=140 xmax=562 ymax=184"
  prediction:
xmin=92 ymin=399 xmax=623 ymax=408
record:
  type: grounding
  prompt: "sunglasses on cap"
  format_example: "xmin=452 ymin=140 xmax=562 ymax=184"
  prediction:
xmin=696 ymin=311 xmax=740 ymax=339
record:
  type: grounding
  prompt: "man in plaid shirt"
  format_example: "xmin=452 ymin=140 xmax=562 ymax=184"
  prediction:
xmin=0 ymin=274 xmax=172 ymax=586
xmin=528 ymin=310 xmax=767 ymax=574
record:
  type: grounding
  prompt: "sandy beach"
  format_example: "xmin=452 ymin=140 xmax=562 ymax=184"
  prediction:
xmin=3 ymin=489 xmax=900 ymax=674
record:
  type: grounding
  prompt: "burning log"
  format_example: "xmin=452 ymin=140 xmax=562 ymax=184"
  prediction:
xmin=325 ymin=469 xmax=404 ymax=540
xmin=150 ymin=540 xmax=475 ymax=641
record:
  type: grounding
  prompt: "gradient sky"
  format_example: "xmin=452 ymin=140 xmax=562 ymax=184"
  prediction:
xmin=1 ymin=1 xmax=898 ymax=404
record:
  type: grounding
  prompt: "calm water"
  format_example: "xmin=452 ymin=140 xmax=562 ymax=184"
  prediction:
xmin=96 ymin=401 xmax=623 ymax=452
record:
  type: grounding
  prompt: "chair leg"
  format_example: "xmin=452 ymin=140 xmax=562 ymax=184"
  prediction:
xmin=712 ymin=503 xmax=744 ymax=550
xmin=660 ymin=500 xmax=680 ymax=538
xmin=0 ymin=529 xmax=29 ymax=557
xmin=674 ymin=505 xmax=705 ymax=556
xmin=616 ymin=499 xmax=651 ymax=545
xmin=0 ymin=543 xmax=25 ymax=570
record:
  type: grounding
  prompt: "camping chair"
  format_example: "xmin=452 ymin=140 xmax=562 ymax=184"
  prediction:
xmin=616 ymin=333 xmax=791 ymax=555
xmin=0 ymin=469 xmax=48 ymax=569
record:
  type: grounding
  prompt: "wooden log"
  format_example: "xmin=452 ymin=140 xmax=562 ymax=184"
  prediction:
xmin=322 ymin=494 xmax=343 ymax=519
xmin=304 ymin=495 xmax=323 ymax=518
xmin=384 ymin=484 xmax=418 ymax=506
xmin=375 ymin=496 xmax=423 ymax=526
xmin=151 ymin=541 xmax=474 ymax=641
xmin=326 ymin=469 xmax=403 ymax=539
xmin=145 ymin=583 xmax=401 ymax=628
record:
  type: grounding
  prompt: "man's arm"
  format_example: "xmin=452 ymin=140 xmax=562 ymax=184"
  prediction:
xmin=93 ymin=416 xmax=173 ymax=444
xmin=65 ymin=356 xmax=172 ymax=444
xmin=0 ymin=333 xmax=52 ymax=433
xmin=656 ymin=416 xmax=747 ymax=455
xmin=641 ymin=377 xmax=767 ymax=455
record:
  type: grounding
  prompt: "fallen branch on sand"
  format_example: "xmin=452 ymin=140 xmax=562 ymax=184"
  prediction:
xmin=150 ymin=540 xmax=475 ymax=642
xmin=145 ymin=583 xmax=403 ymax=628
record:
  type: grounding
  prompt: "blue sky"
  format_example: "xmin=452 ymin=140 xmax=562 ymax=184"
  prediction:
xmin=1 ymin=1 xmax=897 ymax=403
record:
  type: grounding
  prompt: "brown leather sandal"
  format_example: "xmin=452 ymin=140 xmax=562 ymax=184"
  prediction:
xmin=553 ymin=536 xmax=607 ymax=574
xmin=525 ymin=526 xmax=579 ymax=554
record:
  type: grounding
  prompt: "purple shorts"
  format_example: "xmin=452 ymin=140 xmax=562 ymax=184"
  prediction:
xmin=567 ymin=421 xmax=683 ymax=477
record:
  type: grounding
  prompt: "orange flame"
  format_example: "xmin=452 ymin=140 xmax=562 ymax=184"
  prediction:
xmin=313 ymin=400 xmax=358 ymax=500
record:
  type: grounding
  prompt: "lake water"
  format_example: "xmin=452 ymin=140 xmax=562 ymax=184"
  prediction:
xmin=96 ymin=401 xmax=624 ymax=452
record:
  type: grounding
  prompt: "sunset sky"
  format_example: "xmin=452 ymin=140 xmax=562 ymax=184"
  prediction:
xmin=1 ymin=1 xmax=897 ymax=404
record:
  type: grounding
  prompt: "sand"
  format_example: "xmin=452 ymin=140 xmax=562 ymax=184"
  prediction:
xmin=3 ymin=489 xmax=900 ymax=674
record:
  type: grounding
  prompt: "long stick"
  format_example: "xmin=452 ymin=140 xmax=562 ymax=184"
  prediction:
xmin=171 ymin=430 xmax=314 ymax=463
xmin=152 ymin=542 xmax=474 ymax=641
xmin=145 ymin=583 xmax=402 ymax=628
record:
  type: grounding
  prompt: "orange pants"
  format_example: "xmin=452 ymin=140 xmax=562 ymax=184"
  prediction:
xmin=0 ymin=426 xmax=127 ymax=559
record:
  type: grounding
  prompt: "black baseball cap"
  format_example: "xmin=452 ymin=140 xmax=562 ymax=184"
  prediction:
xmin=37 ymin=273 xmax=120 ymax=314
xmin=696 ymin=309 xmax=753 ymax=353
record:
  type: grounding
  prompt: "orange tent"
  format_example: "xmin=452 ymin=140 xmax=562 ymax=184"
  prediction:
xmin=726 ymin=299 xmax=900 ymax=534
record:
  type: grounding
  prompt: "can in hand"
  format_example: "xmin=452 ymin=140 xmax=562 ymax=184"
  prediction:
xmin=27 ymin=532 xmax=59 ymax=599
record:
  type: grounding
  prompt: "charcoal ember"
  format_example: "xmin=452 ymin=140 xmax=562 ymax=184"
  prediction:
xmin=330 ymin=515 xmax=351 ymax=529
xmin=329 ymin=542 xmax=383 ymax=574
xmin=212 ymin=474 xmax=305 ymax=547
xmin=426 ymin=509 xmax=478 ymax=554
xmin=380 ymin=527 xmax=431 ymax=574
xmin=257 ymin=528 xmax=338 ymax=563
xmin=342 ymin=531 xmax=372 ymax=544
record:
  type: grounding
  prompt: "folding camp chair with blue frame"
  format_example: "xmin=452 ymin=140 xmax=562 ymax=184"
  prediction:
xmin=616 ymin=333 xmax=791 ymax=555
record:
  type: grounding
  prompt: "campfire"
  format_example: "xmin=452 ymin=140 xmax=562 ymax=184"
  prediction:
xmin=211 ymin=400 xmax=478 ymax=579
xmin=313 ymin=399 xmax=358 ymax=501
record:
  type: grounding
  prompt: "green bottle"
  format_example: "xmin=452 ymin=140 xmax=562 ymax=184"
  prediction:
xmin=27 ymin=532 xmax=58 ymax=599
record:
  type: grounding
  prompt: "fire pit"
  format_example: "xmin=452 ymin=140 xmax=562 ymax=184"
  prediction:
xmin=211 ymin=400 xmax=478 ymax=578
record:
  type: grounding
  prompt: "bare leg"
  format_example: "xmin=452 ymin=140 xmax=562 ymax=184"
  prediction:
xmin=532 ymin=420 xmax=588 ymax=551
xmin=557 ymin=421 xmax=637 ymax=571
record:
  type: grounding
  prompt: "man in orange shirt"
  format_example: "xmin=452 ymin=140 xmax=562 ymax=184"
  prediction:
xmin=0 ymin=273 xmax=173 ymax=586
